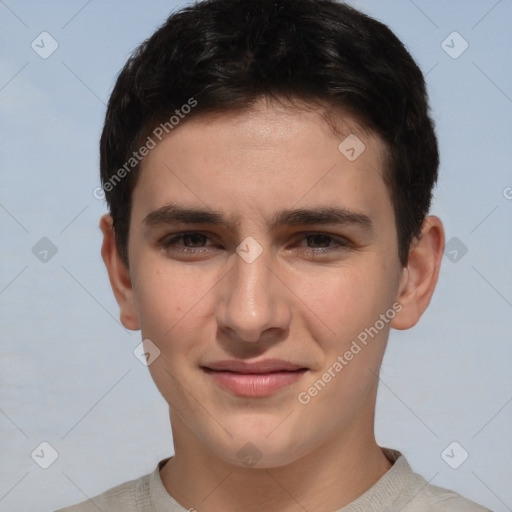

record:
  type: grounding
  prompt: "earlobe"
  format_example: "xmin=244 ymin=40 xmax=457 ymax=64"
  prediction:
xmin=99 ymin=214 xmax=140 ymax=330
xmin=391 ymin=216 xmax=445 ymax=330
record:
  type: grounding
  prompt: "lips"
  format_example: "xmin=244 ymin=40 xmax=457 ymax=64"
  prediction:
xmin=201 ymin=359 xmax=308 ymax=397
xmin=203 ymin=358 xmax=307 ymax=373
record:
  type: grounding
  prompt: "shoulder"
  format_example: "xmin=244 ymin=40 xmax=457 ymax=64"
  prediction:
xmin=398 ymin=459 xmax=491 ymax=511
xmin=54 ymin=473 xmax=145 ymax=512
xmin=403 ymin=480 xmax=492 ymax=511
xmin=54 ymin=457 xmax=187 ymax=512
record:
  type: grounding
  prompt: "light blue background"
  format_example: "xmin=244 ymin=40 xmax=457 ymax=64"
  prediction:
xmin=1 ymin=1 xmax=511 ymax=510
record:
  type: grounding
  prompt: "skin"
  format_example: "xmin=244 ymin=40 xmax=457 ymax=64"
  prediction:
xmin=100 ymin=97 xmax=444 ymax=512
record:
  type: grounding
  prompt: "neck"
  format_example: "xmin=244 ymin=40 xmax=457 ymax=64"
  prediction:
xmin=160 ymin=388 xmax=392 ymax=512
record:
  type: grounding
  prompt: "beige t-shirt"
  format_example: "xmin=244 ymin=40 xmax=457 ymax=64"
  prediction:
xmin=55 ymin=448 xmax=491 ymax=512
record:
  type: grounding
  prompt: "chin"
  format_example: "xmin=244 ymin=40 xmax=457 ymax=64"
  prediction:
xmin=205 ymin=420 xmax=313 ymax=469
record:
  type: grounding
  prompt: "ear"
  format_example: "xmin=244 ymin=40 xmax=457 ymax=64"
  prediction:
xmin=391 ymin=215 xmax=445 ymax=330
xmin=99 ymin=214 xmax=140 ymax=330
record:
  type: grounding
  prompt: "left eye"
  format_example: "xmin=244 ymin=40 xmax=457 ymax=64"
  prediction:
xmin=300 ymin=233 xmax=343 ymax=249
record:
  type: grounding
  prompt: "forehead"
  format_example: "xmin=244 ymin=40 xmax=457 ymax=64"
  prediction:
xmin=131 ymin=99 xmax=393 ymax=231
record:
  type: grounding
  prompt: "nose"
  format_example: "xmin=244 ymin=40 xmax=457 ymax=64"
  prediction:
xmin=215 ymin=243 xmax=292 ymax=343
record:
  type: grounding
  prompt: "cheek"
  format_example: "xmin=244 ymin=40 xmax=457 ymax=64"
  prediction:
xmin=131 ymin=261 xmax=209 ymax=399
xmin=297 ymin=258 xmax=393 ymax=344
xmin=132 ymin=258 xmax=197 ymax=340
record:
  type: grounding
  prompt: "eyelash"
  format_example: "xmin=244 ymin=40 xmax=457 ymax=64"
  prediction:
xmin=159 ymin=231 xmax=352 ymax=257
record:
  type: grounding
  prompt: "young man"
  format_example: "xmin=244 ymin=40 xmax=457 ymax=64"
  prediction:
xmin=57 ymin=0 xmax=491 ymax=510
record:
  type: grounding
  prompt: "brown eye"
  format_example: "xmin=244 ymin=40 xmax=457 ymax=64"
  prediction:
xmin=180 ymin=233 xmax=208 ymax=247
xmin=160 ymin=232 xmax=216 ymax=254
xmin=305 ymin=233 xmax=334 ymax=248
xmin=295 ymin=232 xmax=352 ymax=258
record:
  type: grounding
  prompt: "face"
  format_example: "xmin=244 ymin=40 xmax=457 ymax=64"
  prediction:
xmin=105 ymin=98 xmax=427 ymax=468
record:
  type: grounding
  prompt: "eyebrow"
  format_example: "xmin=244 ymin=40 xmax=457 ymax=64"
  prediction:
xmin=143 ymin=202 xmax=374 ymax=232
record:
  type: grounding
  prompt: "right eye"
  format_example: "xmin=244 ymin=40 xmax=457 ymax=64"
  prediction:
xmin=160 ymin=232 xmax=218 ymax=254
